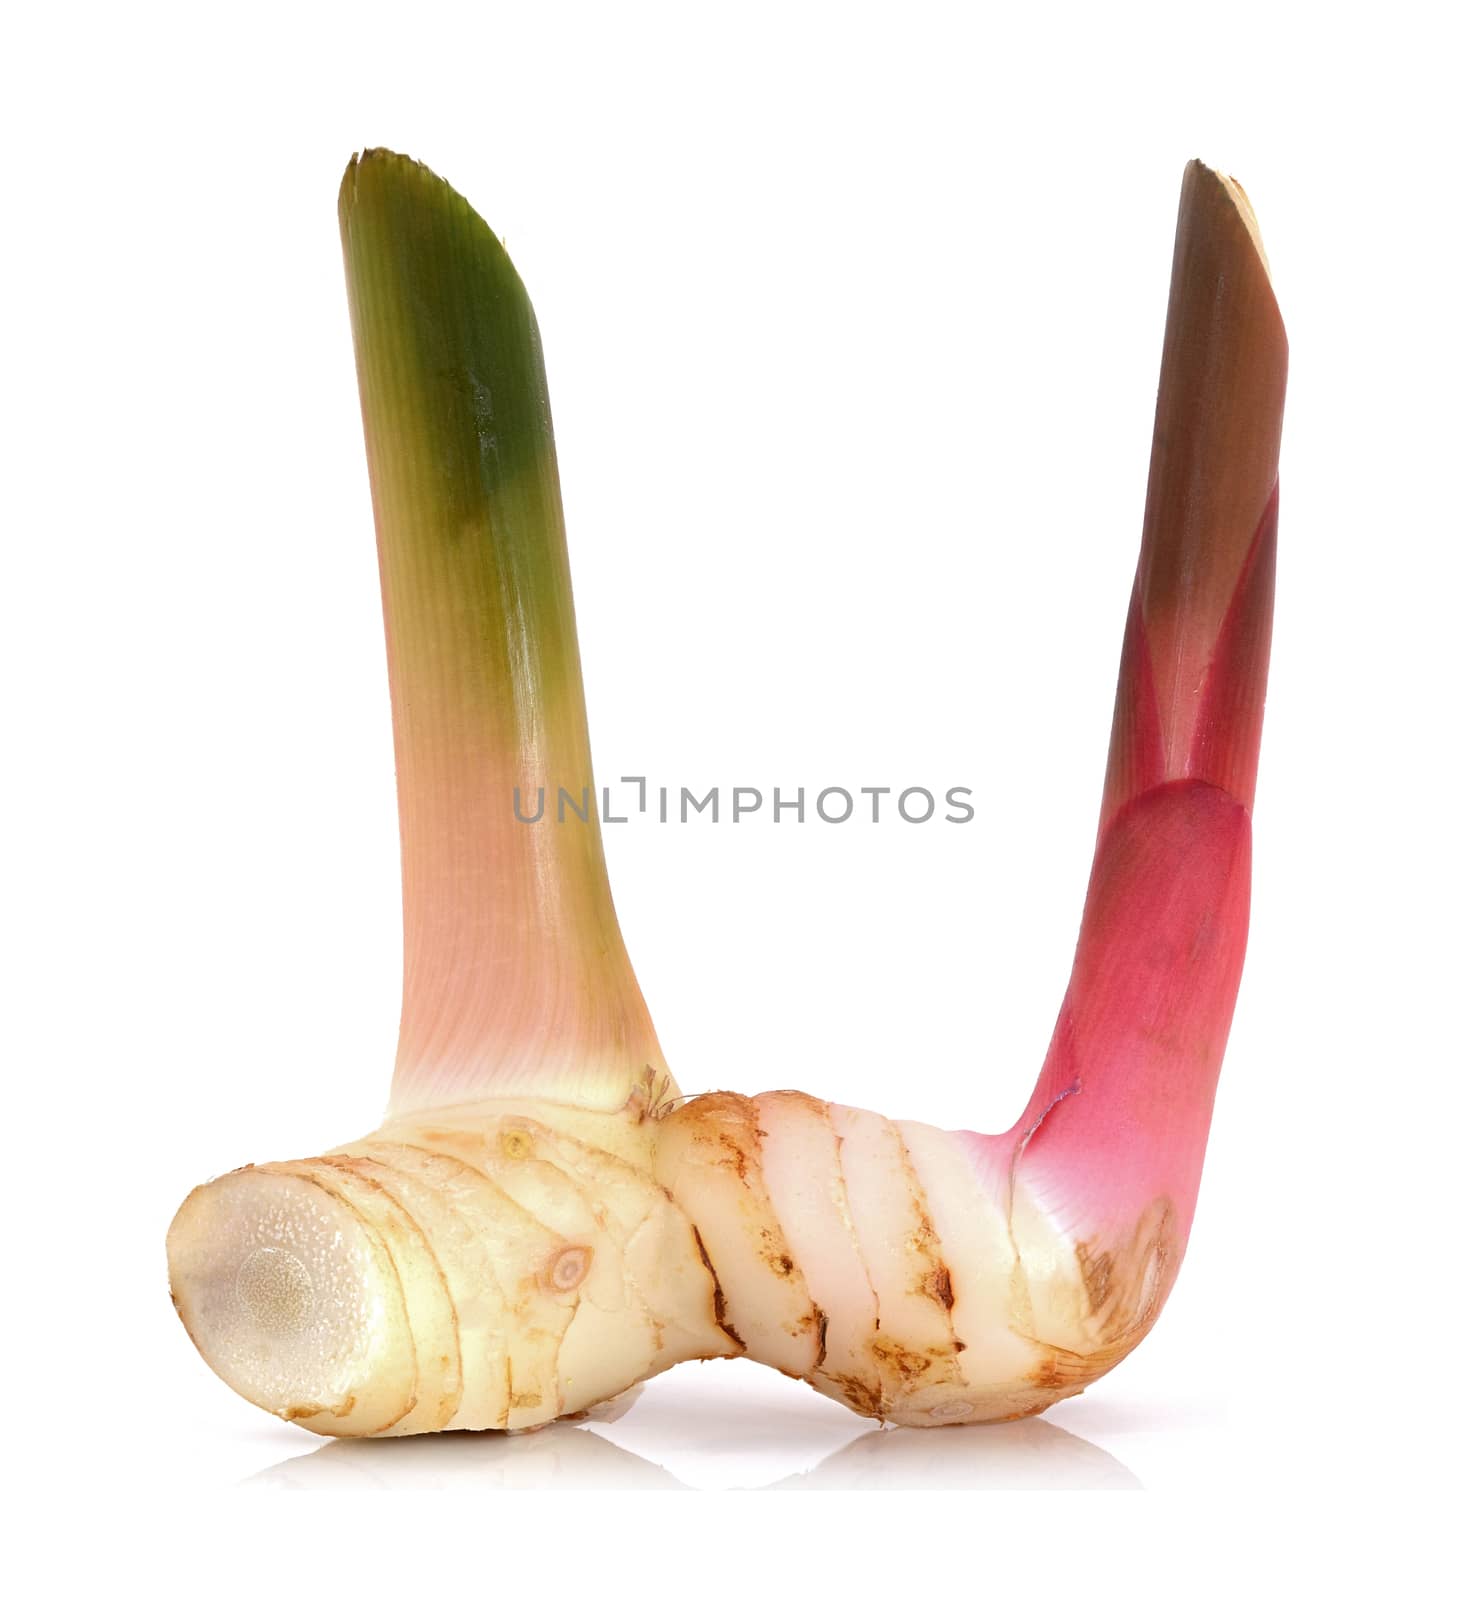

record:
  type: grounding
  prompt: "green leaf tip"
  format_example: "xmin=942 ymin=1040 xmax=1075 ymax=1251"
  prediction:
xmin=338 ymin=147 xmax=516 ymax=263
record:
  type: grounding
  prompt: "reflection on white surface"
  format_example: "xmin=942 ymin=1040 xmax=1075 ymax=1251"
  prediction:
xmin=245 ymin=1383 xmax=1138 ymax=1491
xmin=766 ymin=1416 xmax=1139 ymax=1489
xmin=246 ymin=1424 xmax=686 ymax=1490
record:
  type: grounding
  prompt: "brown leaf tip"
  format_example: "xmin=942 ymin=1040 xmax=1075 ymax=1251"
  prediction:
xmin=1189 ymin=156 xmax=1273 ymax=280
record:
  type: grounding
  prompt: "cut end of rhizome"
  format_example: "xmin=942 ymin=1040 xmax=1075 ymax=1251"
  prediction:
xmin=168 ymin=1169 xmax=407 ymax=1435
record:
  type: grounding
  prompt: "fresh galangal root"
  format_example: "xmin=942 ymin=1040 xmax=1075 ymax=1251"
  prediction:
xmin=168 ymin=152 xmax=1286 ymax=1435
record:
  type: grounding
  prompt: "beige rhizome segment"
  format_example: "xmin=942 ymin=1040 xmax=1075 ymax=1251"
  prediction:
xmin=168 ymin=152 xmax=1285 ymax=1435
xmin=656 ymin=1091 xmax=1178 ymax=1426
xmin=170 ymin=1101 xmax=738 ymax=1434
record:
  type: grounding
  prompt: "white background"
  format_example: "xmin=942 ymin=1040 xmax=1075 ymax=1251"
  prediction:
xmin=3 ymin=0 xmax=1473 ymax=1584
